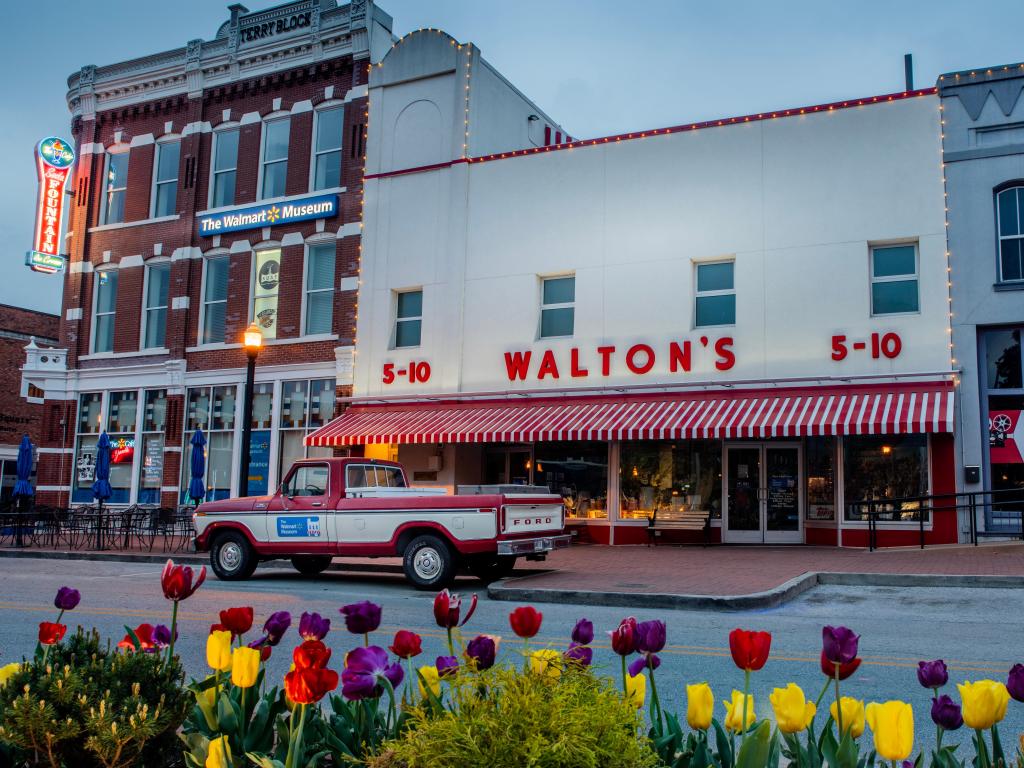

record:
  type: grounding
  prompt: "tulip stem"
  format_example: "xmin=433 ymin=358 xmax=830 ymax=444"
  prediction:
xmin=648 ymin=664 xmax=663 ymax=733
xmin=814 ymin=677 xmax=831 ymax=710
xmin=621 ymin=655 xmax=628 ymax=695
xmin=364 ymin=632 xmax=369 ymax=648
xmin=740 ymin=668 xmax=751 ymax=750
xmin=446 ymin=628 xmax=455 ymax=657
xmin=167 ymin=600 xmax=179 ymax=664
xmin=936 ymin=724 xmax=944 ymax=752
xmin=976 ymin=729 xmax=990 ymax=768
xmin=833 ymin=663 xmax=844 ymax=737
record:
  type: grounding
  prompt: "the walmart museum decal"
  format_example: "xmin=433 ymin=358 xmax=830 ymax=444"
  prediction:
xmin=197 ymin=193 xmax=337 ymax=236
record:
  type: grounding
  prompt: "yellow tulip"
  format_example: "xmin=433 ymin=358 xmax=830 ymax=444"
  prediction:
xmin=958 ymin=680 xmax=1010 ymax=730
xmin=770 ymin=683 xmax=816 ymax=734
xmin=687 ymin=683 xmax=714 ymax=730
xmin=417 ymin=665 xmax=441 ymax=699
xmin=723 ymin=689 xmax=756 ymax=733
xmin=206 ymin=630 xmax=232 ymax=672
xmin=626 ymin=672 xmax=647 ymax=709
xmin=865 ymin=701 xmax=914 ymax=761
xmin=206 ymin=735 xmax=231 ymax=768
xmin=0 ymin=662 xmax=21 ymax=689
xmin=830 ymin=696 xmax=866 ymax=738
xmin=529 ymin=649 xmax=561 ymax=680
xmin=231 ymin=646 xmax=260 ymax=689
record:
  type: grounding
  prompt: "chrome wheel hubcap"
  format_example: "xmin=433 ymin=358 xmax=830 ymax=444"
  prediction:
xmin=413 ymin=547 xmax=442 ymax=580
xmin=220 ymin=542 xmax=242 ymax=571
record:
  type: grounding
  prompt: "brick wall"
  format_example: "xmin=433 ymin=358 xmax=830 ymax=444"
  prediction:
xmin=0 ymin=305 xmax=58 ymax=450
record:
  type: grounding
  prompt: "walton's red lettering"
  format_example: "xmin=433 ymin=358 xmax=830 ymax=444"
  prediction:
xmin=504 ymin=350 xmax=532 ymax=381
xmin=625 ymin=343 xmax=655 ymax=375
xmin=537 ymin=350 xmax=560 ymax=379
xmin=714 ymin=337 xmax=736 ymax=371
xmin=570 ymin=347 xmax=589 ymax=378
xmin=597 ymin=346 xmax=616 ymax=376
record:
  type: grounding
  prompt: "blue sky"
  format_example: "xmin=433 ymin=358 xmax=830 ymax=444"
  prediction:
xmin=2 ymin=0 xmax=1021 ymax=314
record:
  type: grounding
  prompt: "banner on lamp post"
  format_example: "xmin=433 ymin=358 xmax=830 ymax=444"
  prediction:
xmin=27 ymin=136 xmax=75 ymax=274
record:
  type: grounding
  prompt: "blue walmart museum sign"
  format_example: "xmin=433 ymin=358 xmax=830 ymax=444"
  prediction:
xmin=198 ymin=193 xmax=338 ymax=236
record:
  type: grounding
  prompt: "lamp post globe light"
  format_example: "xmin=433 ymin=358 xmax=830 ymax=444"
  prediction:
xmin=238 ymin=322 xmax=263 ymax=497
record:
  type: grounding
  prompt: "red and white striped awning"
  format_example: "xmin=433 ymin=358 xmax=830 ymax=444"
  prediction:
xmin=306 ymin=382 xmax=954 ymax=447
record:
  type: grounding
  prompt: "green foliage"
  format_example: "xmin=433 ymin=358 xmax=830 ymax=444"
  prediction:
xmin=367 ymin=665 xmax=658 ymax=768
xmin=0 ymin=628 xmax=189 ymax=768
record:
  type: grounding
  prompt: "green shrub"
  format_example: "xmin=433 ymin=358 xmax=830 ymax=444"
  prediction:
xmin=0 ymin=629 xmax=189 ymax=768
xmin=368 ymin=665 xmax=659 ymax=768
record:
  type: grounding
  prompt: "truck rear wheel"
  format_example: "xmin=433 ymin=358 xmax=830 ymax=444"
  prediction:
xmin=291 ymin=555 xmax=333 ymax=576
xmin=402 ymin=534 xmax=456 ymax=590
xmin=468 ymin=556 xmax=518 ymax=583
xmin=210 ymin=531 xmax=258 ymax=581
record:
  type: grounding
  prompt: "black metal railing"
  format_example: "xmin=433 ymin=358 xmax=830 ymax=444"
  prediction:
xmin=848 ymin=488 xmax=1024 ymax=551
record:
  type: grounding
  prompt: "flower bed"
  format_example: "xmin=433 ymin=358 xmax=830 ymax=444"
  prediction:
xmin=0 ymin=560 xmax=1022 ymax=768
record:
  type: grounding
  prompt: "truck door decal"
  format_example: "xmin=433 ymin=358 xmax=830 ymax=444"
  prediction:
xmin=276 ymin=516 xmax=322 ymax=538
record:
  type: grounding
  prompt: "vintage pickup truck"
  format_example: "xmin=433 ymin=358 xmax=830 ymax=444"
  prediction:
xmin=192 ymin=457 xmax=570 ymax=588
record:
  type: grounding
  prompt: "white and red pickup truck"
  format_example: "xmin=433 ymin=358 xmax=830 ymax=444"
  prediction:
xmin=192 ymin=457 xmax=570 ymax=588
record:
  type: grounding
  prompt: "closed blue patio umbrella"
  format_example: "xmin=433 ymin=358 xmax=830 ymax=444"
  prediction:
xmin=13 ymin=435 xmax=33 ymax=547
xmin=92 ymin=432 xmax=112 ymax=550
xmin=189 ymin=428 xmax=207 ymax=505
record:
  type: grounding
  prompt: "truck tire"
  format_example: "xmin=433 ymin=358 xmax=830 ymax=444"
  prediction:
xmin=403 ymin=534 xmax=457 ymax=590
xmin=468 ymin=556 xmax=518 ymax=583
xmin=291 ymin=555 xmax=333 ymax=576
xmin=210 ymin=531 xmax=258 ymax=581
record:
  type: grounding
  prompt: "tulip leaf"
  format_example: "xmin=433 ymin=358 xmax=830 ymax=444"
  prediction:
xmin=122 ymin=624 xmax=142 ymax=652
xmin=216 ymin=693 xmax=238 ymax=733
xmin=735 ymin=720 xmax=772 ymax=768
xmin=992 ymin=725 xmax=1006 ymax=767
xmin=836 ymin=728 xmax=861 ymax=768
xmin=245 ymin=752 xmax=285 ymax=768
xmin=712 ymin=719 xmax=734 ymax=768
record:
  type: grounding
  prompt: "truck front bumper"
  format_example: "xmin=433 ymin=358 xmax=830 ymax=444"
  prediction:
xmin=497 ymin=534 xmax=572 ymax=557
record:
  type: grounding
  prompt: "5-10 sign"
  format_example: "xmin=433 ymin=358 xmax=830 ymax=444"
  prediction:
xmin=831 ymin=332 xmax=902 ymax=361
xmin=382 ymin=361 xmax=432 ymax=384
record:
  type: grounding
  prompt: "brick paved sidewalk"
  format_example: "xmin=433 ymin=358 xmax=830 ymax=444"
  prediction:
xmin=504 ymin=542 xmax=1024 ymax=596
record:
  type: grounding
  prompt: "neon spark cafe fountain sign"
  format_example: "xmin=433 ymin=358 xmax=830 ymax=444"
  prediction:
xmin=27 ymin=137 xmax=75 ymax=274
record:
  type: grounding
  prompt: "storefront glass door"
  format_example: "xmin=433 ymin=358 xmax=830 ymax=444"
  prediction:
xmin=724 ymin=443 xmax=803 ymax=544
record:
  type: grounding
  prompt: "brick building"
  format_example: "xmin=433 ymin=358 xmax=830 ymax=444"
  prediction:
xmin=22 ymin=0 xmax=393 ymax=507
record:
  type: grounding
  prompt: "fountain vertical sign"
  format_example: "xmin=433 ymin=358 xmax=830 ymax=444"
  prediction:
xmin=27 ymin=137 xmax=75 ymax=274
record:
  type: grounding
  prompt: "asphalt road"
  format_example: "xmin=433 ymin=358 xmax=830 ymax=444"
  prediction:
xmin=0 ymin=556 xmax=1021 ymax=756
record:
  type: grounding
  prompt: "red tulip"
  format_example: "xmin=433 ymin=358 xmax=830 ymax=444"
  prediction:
xmin=433 ymin=589 xmax=477 ymax=629
xmin=284 ymin=666 xmax=339 ymax=705
xmin=160 ymin=559 xmax=206 ymax=602
xmin=509 ymin=606 xmax=543 ymax=638
xmin=218 ymin=607 xmax=254 ymax=638
xmin=820 ymin=649 xmax=861 ymax=680
xmin=389 ymin=630 xmax=423 ymax=659
xmin=38 ymin=621 xmax=66 ymax=646
xmin=729 ymin=628 xmax=771 ymax=671
xmin=609 ymin=617 xmax=639 ymax=656
xmin=293 ymin=639 xmax=332 ymax=670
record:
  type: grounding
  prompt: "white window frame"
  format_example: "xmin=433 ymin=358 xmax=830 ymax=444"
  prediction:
xmin=538 ymin=274 xmax=575 ymax=340
xmin=257 ymin=115 xmax=291 ymax=201
xmin=869 ymin=243 xmax=920 ymax=317
xmin=91 ymin=268 xmax=119 ymax=354
xmin=198 ymin=253 xmax=229 ymax=346
xmin=301 ymin=239 xmax=336 ymax=336
xmin=693 ymin=259 xmax=736 ymax=329
xmin=150 ymin=138 xmax=181 ymax=219
xmin=392 ymin=289 xmax=423 ymax=349
xmin=100 ymin=148 xmax=130 ymax=225
xmin=140 ymin=260 xmax=171 ymax=350
xmin=995 ymin=186 xmax=1024 ymax=283
xmin=208 ymin=125 xmax=240 ymax=209
xmin=310 ymin=104 xmax=345 ymax=192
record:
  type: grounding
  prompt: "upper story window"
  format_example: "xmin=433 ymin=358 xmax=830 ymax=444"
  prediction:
xmin=102 ymin=152 xmax=129 ymax=225
xmin=305 ymin=242 xmax=335 ymax=335
xmin=539 ymin=275 xmax=574 ymax=338
xmin=201 ymin=255 xmax=229 ymax=345
xmin=261 ymin=118 xmax=290 ymax=199
xmin=313 ymin=107 xmax=344 ymax=190
xmin=694 ymin=261 xmax=735 ymax=327
xmin=92 ymin=270 xmax=118 ymax=353
xmin=393 ymin=290 xmax=422 ymax=348
xmin=151 ymin=141 xmax=180 ymax=218
xmin=143 ymin=262 xmax=170 ymax=349
xmin=870 ymin=244 xmax=919 ymax=315
xmin=996 ymin=186 xmax=1024 ymax=282
xmin=210 ymin=129 xmax=239 ymax=208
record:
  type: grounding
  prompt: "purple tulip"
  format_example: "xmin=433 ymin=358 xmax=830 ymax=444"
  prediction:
xmin=340 ymin=601 xmax=382 ymax=635
xmin=917 ymin=659 xmax=949 ymax=689
xmin=636 ymin=620 xmax=667 ymax=655
xmin=822 ymin=625 xmax=860 ymax=665
xmin=564 ymin=642 xmax=593 ymax=667
xmin=298 ymin=611 xmax=330 ymax=641
xmin=571 ymin=618 xmax=594 ymax=645
xmin=1007 ymin=664 xmax=1024 ymax=702
xmin=436 ymin=655 xmax=459 ymax=678
xmin=465 ymin=635 xmax=497 ymax=670
xmin=628 ymin=653 xmax=661 ymax=677
xmin=54 ymin=587 xmax=81 ymax=611
xmin=153 ymin=624 xmax=174 ymax=648
xmin=263 ymin=611 xmax=292 ymax=646
xmin=931 ymin=694 xmax=964 ymax=731
xmin=340 ymin=646 xmax=403 ymax=700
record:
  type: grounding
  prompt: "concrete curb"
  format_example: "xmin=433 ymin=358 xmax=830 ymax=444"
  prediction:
xmin=487 ymin=570 xmax=1024 ymax=611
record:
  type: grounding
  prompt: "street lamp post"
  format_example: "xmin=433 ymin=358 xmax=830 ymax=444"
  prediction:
xmin=238 ymin=322 xmax=263 ymax=497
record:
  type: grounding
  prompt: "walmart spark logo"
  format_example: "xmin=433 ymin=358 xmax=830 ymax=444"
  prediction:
xmin=267 ymin=206 xmax=281 ymax=223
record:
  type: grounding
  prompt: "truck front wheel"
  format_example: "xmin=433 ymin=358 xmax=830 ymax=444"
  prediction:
xmin=210 ymin=531 xmax=258 ymax=581
xmin=291 ymin=555 xmax=333 ymax=576
xmin=403 ymin=534 xmax=456 ymax=590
